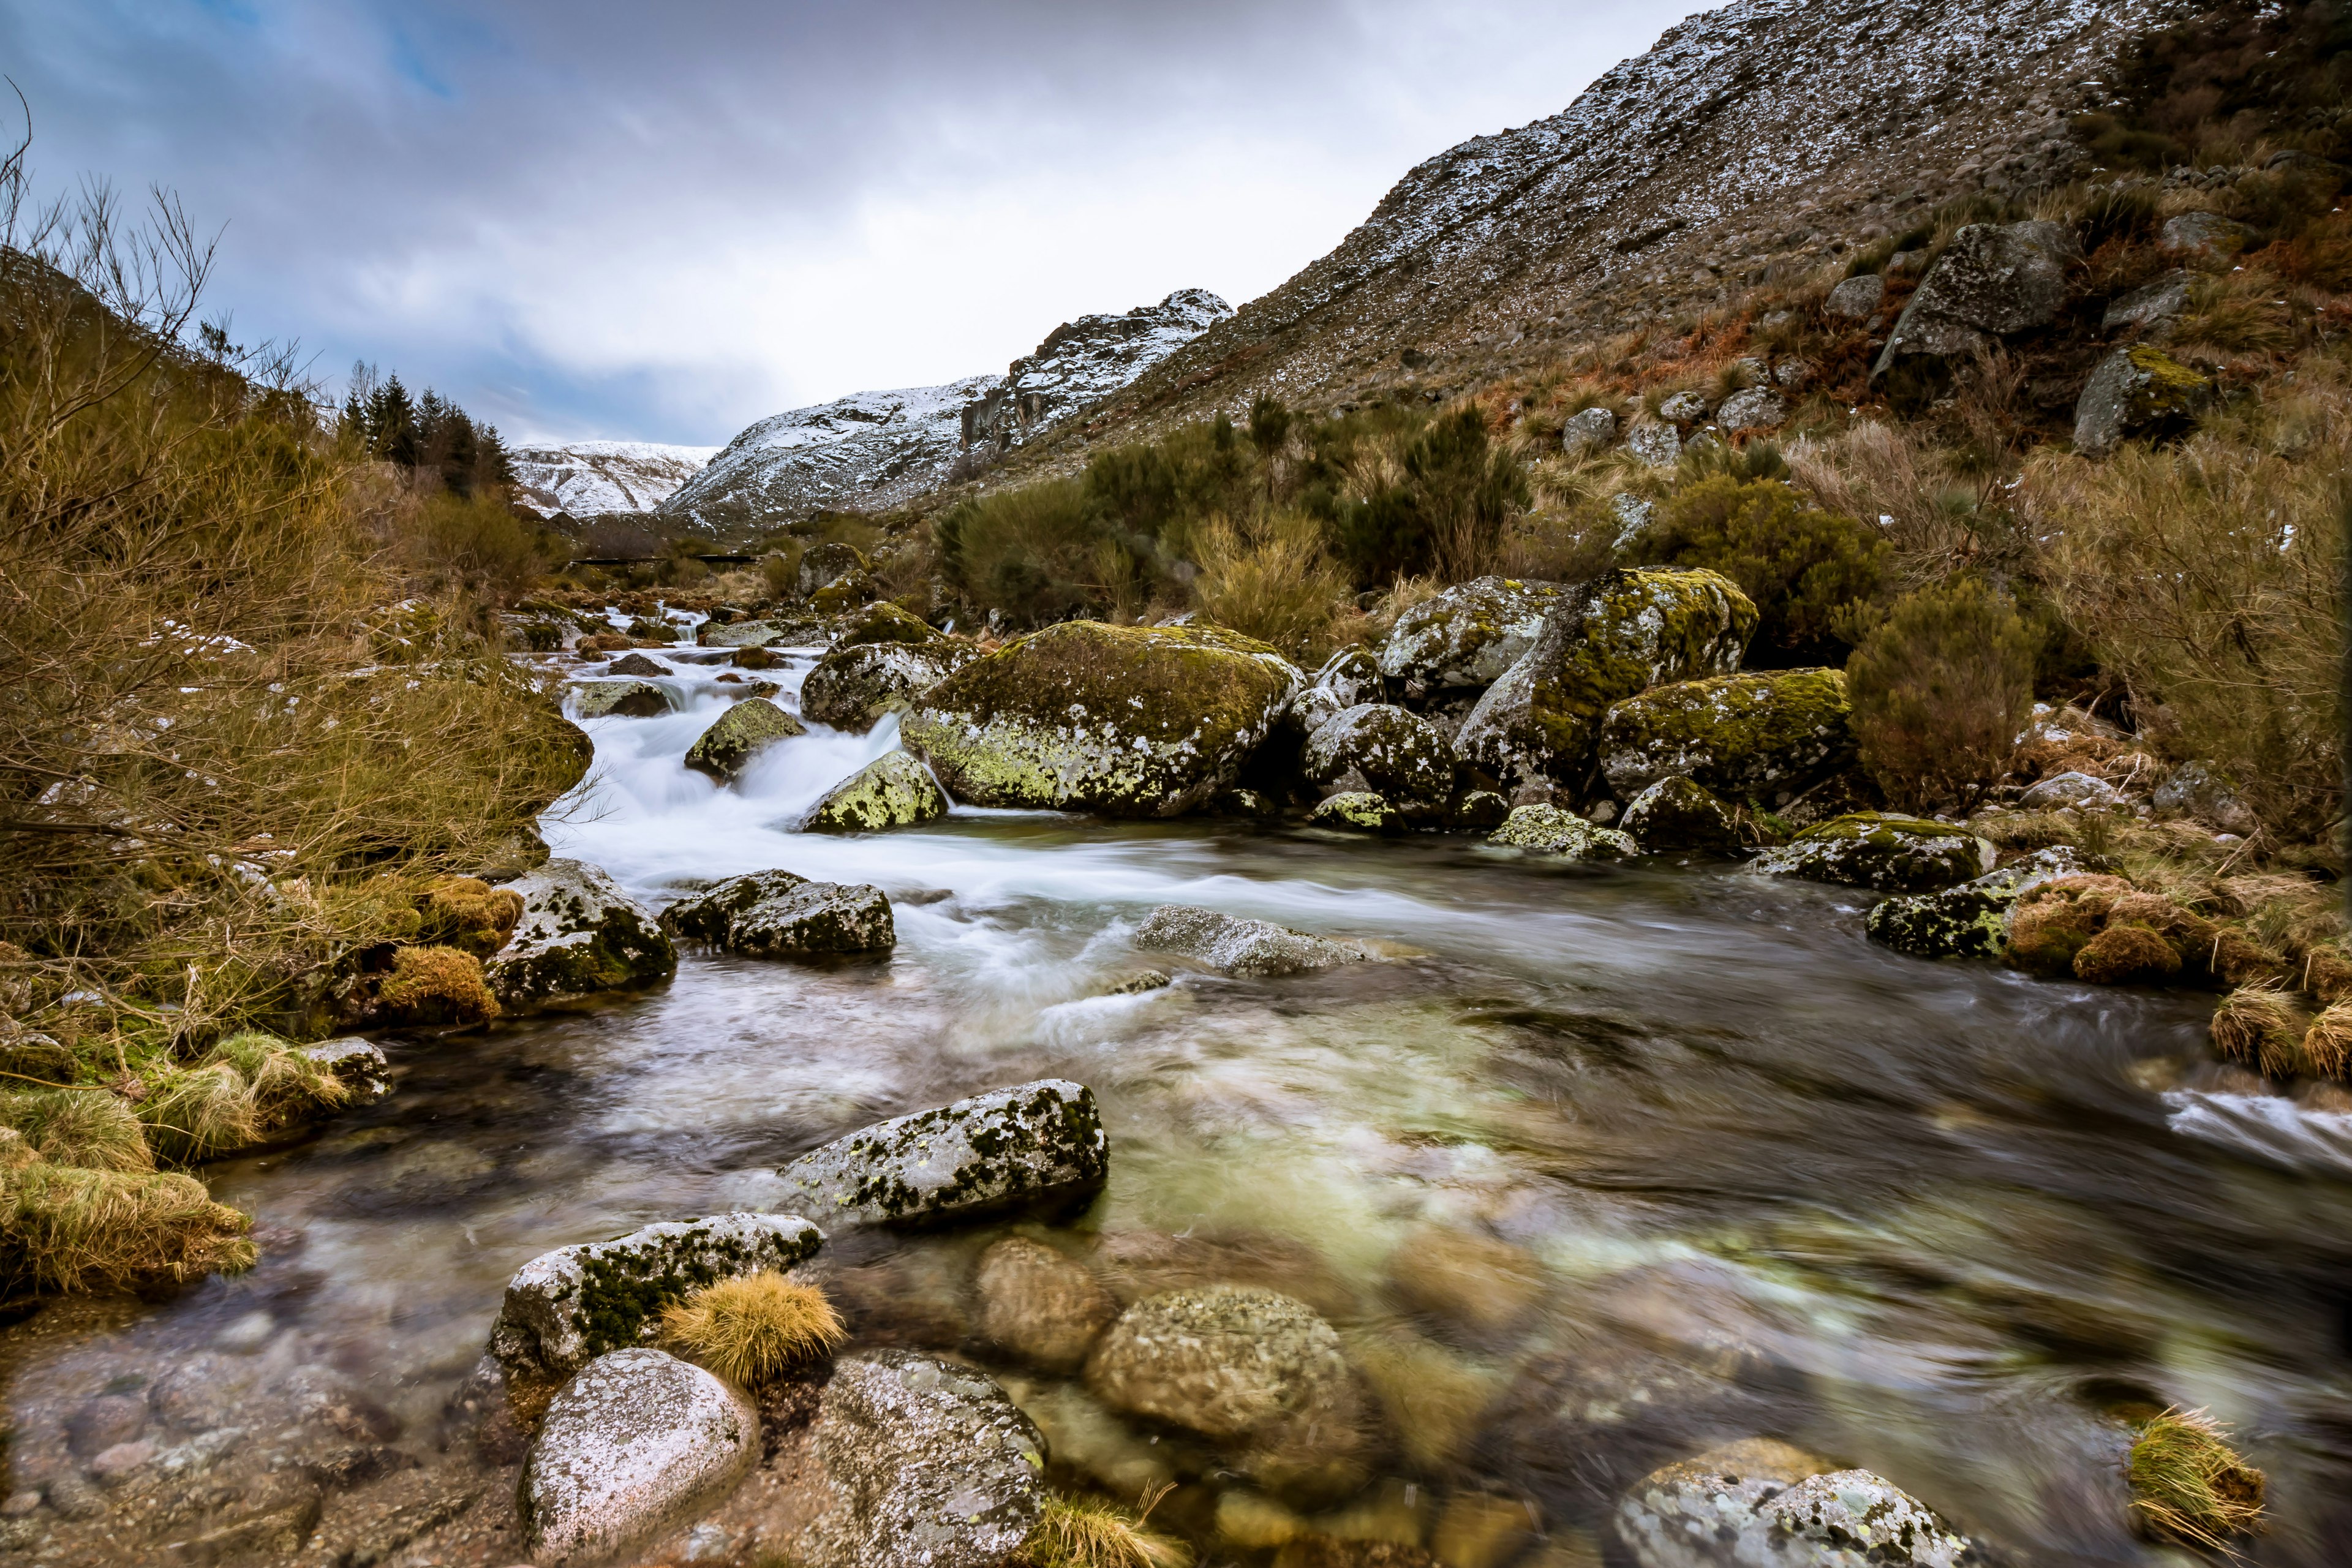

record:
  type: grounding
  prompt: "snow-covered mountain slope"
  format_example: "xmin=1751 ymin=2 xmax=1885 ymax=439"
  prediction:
xmin=660 ymin=288 xmax=1230 ymax=529
xmin=510 ymin=440 xmax=718 ymax=519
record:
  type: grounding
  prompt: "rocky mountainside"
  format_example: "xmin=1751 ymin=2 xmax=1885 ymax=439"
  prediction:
xmin=661 ymin=288 xmax=1230 ymax=531
xmin=993 ymin=0 xmax=2196 ymax=472
xmin=510 ymin=440 xmax=718 ymax=521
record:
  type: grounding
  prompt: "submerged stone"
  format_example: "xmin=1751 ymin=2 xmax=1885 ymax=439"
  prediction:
xmin=803 ymin=750 xmax=950 ymax=832
xmin=1866 ymin=845 xmax=2106 ymax=960
xmin=1488 ymin=804 xmax=1637 ymax=862
xmin=1377 ymin=576 xmax=1574 ymax=690
xmin=1133 ymin=905 xmax=1367 ymax=977
xmin=1615 ymin=1450 xmax=1973 ymax=1568
xmin=776 ymin=1079 xmax=1109 ymax=1229
xmin=489 ymin=1213 xmax=824 ymax=1383
xmin=975 ymin=1237 xmax=1118 ymax=1374
xmin=1597 ymin=668 xmax=1852 ymax=802
xmin=683 ymin=696 xmax=805 ymax=782
xmin=484 ymin=859 xmax=678 ymax=1014
xmin=1752 ymin=813 xmax=1995 ymax=892
xmin=662 ymin=868 xmax=895 ymax=956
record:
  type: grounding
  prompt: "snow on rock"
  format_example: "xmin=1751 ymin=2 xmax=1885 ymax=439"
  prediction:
xmin=510 ymin=440 xmax=719 ymax=520
xmin=962 ymin=288 xmax=1232 ymax=453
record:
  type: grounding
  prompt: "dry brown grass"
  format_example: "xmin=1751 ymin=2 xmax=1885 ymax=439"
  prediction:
xmin=1021 ymin=1488 xmax=1191 ymax=1568
xmin=375 ymin=945 xmax=500 ymax=1026
xmin=0 ymin=1090 xmax=153 ymax=1172
xmin=1192 ymin=513 xmax=1354 ymax=663
xmin=2209 ymin=984 xmax=2306 ymax=1074
xmin=2297 ymin=1003 xmax=2352 ymax=1080
xmin=659 ymin=1272 xmax=845 ymax=1387
xmin=2128 ymin=1408 xmax=2266 ymax=1549
xmin=0 ymin=1159 xmax=255 ymax=1292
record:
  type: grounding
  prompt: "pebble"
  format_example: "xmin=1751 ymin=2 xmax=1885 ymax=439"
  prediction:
xmin=214 ymin=1310 xmax=277 ymax=1353
xmin=0 ymin=1492 xmax=39 ymax=1518
xmin=88 ymin=1439 xmax=157 ymax=1484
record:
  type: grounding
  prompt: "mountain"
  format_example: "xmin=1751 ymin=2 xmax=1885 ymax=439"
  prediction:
xmin=993 ymin=0 xmax=2194 ymax=470
xmin=510 ymin=440 xmax=718 ymax=521
xmin=658 ymin=288 xmax=1231 ymax=530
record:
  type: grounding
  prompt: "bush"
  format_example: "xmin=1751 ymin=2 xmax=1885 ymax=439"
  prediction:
xmin=1330 ymin=407 xmax=1528 ymax=585
xmin=1191 ymin=512 xmax=1352 ymax=662
xmin=1634 ymin=476 xmax=1890 ymax=662
xmin=1846 ymin=578 xmax=2036 ymax=811
xmin=399 ymin=489 xmax=551 ymax=606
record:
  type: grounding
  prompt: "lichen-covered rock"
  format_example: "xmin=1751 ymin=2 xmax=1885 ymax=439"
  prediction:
xmin=834 ymin=599 xmax=943 ymax=648
xmin=1825 ymin=273 xmax=1885 ymax=318
xmin=1875 ymin=221 xmax=2077 ymax=373
xmin=1307 ymin=791 xmax=1404 ymax=834
xmin=1658 ymin=390 xmax=1710 ymax=424
xmin=801 ymin=641 xmax=970 ymax=733
xmin=2075 ymin=344 xmax=2211 ymax=457
xmin=300 ymin=1038 xmax=391 ymax=1102
xmin=489 ymin=1213 xmax=824 ymax=1383
xmin=1615 ymin=1453 xmax=1974 ymax=1568
xmin=1487 ymin=804 xmax=1637 ymax=861
xmin=1865 ymin=846 xmax=2103 ymax=960
xmin=2103 ymin=268 xmax=2192 ymax=331
xmin=1086 ymin=1286 xmax=1373 ymax=1505
xmin=2160 ymin=210 xmax=2256 ymax=261
xmin=803 ymin=750 xmax=949 ymax=832
xmin=1302 ymin=704 xmax=1457 ymax=813
xmin=1302 ymin=647 xmax=1382 ymax=712
xmin=790 ymin=1351 xmax=1047 ymax=1568
xmin=1597 ymin=668 xmax=1852 ymax=802
xmin=1627 ymin=421 xmax=1681 ymax=467
xmin=975 ymin=1237 xmax=1118 ymax=1374
xmin=698 ymin=614 xmax=829 ymax=649
xmin=1457 ymin=569 xmax=1757 ymax=790
xmin=777 ymin=1079 xmax=1107 ymax=1229
xmin=571 ymin=679 xmax=671 ymax=719
xmin=1377 ymin=577 xmax=1574 ymax=690
xmin=485 ymin=859 xmax=678 ymax=1014
xmin=1716 ymin=387 xmax=1785 ymax=431
xmin=520 ymin=1348 xmax=758 ymax=1567
xmin=1452 ymin=790 xmax=1510 ymax=831
xmin=662 ymin=868 xmax=895 ymax=956
xmin=1752 ymin=813 xmax=1995 ymax=892
xmin=605 ymin=652 xmax=668 ymax=677
xmin=797 ymin=540 xmax=870 ymax=599
xmin=684 ymin=696 xmax=805 ymax=782
xmin=902 ymin=621 xmax=1302 ymax=818
xmin=2018 ymin=770 xmax=2122 ymax=810
xmin=2152 ymin=760 xmax=2255 ymax=833
xmin=1620 ymin=776 xmax=1740 ymax=853
xmin=1561 ymin=405 xmax=1618 ymax=453
xmin=1133 ymin=905 xmax=1368 ymax=976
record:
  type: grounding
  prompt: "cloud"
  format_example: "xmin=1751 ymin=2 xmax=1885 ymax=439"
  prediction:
xmin=2 ymin=0 xmax=1698 ymax=443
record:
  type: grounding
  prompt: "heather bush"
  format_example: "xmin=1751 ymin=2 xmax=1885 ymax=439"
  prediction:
xmin=1845 ymin=578 xmax=2037 ymax=812
xmin=1632 ymin=475 xmax=1890 ymax=663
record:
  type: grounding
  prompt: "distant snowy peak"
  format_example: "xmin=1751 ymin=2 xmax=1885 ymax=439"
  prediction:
xmin=660 ymin=288 xmax=1229 ymax=528
xmin=510 ymin=440 xmax=718 ymax=519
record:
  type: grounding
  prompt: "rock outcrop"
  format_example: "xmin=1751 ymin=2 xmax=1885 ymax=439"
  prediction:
xmin=485 ymin=859 xmax=678 ymax=1014
xmin=801 ymin=643 xmax=970 ymax=733
xmin=510 ymin=440 xmax=717 ymax=522
xmin=662 ymin=869 xmax=895 ymax=957
xmin=777 ymin=1079 xmax=1109 ymax=1229
xmin=1874 ymin=219 xmax=2078 ymax=373
xmin=803 ymin=751 xmax=950 ymax=832
xmin=962 ymin=288 xmax=1235 ymax=454
xmin=902 ymin=621 xmax=1301 ymax=817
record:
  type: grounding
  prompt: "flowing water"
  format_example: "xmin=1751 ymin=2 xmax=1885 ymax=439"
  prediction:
xmin=4 ymin=643 xmax=2351 ymax=1566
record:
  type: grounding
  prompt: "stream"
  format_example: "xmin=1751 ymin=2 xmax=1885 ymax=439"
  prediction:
xmin=3 ymin=641 xmax=2350 ymax=1566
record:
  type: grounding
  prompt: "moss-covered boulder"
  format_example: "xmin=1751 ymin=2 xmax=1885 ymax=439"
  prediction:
xmin=1620 ymin=775 xmax=1740 ymax=853
xmin=2075 ymin=344 xmax=2213 ymax=458
xmin=1378 ymin=576 xmax=1575 ymax=690
xmin=801 ymin=642 xmax=970 ymax=733
xmin=662 ymin=868 xmax=894 ymax=956
xmin=1752 ymin=813 xmax=1995 ymax=892
xmin=803 ymin=750 xmax=949 ymax=832
xmin=1598 ymin=668 xmax=1852 ymax=802
xmin=777 ymin=1079 xmax=1107 ymax=1229
xmin=1289 ymin=647 xmax=1383 ymax=740
xmin=1488 ymin=804 xmax=1638 ymax=861
xmin=796 ymin=540 xmax=870 ymax=599
xmin=485 ymin=859 xmax=678 ymax=1014
xmin=488 ymin=1212 xmax=823 ymax=1383
xmin=1301 ymin=703 xmax=1457 ymax=815
xmin=1307 ymin=791 xmax=1404 ymax=834
xmin=571 ymin=679 xmax=671 ymax=719
xmin=1866 ymin=846 xmax=2108 ymax=961
xmin=683 ymin=696 xmax=805 ymax=782
xmin=834 ymin=599 xmax=944 ymax=649
xmin=902 ymin=621 xmax=1302 ymax=818
xmin=1457 ymin=569 xmax=1757 ymax=791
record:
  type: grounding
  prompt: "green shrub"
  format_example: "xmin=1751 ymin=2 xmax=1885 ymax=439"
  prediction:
xmin=1633 ymin=476 xmax=1890 ymax=663
xmin=1846 ymin=578 xmax=2037 ymax=812
xmin=1330 ymin=407 xmax=1528 ymax=585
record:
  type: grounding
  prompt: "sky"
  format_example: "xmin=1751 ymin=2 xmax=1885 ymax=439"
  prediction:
xmin=1 ymin=1 xmax=1703 ymax=446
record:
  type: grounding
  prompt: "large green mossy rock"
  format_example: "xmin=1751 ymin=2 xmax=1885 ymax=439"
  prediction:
xmin=1377 ymin=576 xmax=1575 ymax=690
xmin=1457 ymin=569 xmax=1756 ymax=790
xmin=801 ymin=642 xmax=971 ymax=733
xmin=901 ymin=621 xmax=1302 ymax=818
xmin=1865 ymin=846 xmax=2107 ymax=960
xmin=485 ymin=859 xmax=678 ymax=1014
xmin=1300 ymin=703 xmax=1457 ymax=815
xmin=804 ymin=751 xmax=949 ymax=832
xmin=1597 ymin=668 xmax=1852 ymax=802
xmin=834 ymin=599 xmax=944 ymax=649
xmin=1752 ymin=812 xmax=1996 ymax=892
xmin=684 ymin=696 xmax=805 ymax=782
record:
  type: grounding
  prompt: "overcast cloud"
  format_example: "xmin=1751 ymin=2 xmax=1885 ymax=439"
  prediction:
xmin=2 ymin=1 xmax=1700 ymax=444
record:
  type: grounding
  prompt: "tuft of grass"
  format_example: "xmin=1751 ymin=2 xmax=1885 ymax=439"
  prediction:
xmin=2297 ymin=1003 xmax=2352 ymax=1080
xmin=2073 ymin=922 xmax=2184 ymax=986
xmin=202 ymin=1031 xmax=349 ymax=1132
xmin=2210 ymin=984 xmax=2309 ymax=1074
xmin=137 ymin=1063 xmax=261 ymax=1164
xmin=659 ymin=1272 xmax=845 ymax=1387
xmin=375 ymin=945 xmax=500 ymax=1025
xmin=0 ymin=1160 xmax=255 ymax=1293
xmin=1192 ymin=513 xmax=1353 ymax=663
xmin=2127 ymin=1408 xmax=2266 ymax=1549
xmin=1022 ymin=1488 xmax=1191 ymax=1568
xmin=0 ymin=1090 xmax=153 ymax=1173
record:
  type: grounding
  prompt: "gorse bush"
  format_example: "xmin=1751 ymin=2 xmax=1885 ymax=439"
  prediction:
xmin=1632 ymin=476 xmax=1890 ymax=663
xmin=1845 ymin=578 xmax=2037 ymax=812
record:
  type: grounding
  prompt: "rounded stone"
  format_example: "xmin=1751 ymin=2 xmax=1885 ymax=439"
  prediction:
xmin=1377 ymin=577 xmax=1575 ymax=690
xmin=1302 ymin=704 xmax=1457 ymax=814
xmin=1308 ymin=791 xmax=1406 ymax=835
xmin=1615 ymin=1453 xmax=1973 ymax=1568
xmin=1752 ymin=813 xmax=1995 ymax=892
xmin=1487 ymin=804 xmax=1637 ymax=861
xmin=801 ymin=643 xmax=969 ymax=733
xmin=974 ymin=1237 xmax=1118 ymax=1373
xmin=1619 ymin=776 xmax=1740 ymax=853
xmin=684 ymin=697 xmax=805 ymax=783
xmin=484 ymin=859 xmax=677 ymax=1014
xmin=571 ymin=679 xmax=671 ymax=719
xmin=803 ymin=751 xmax=950 ymax=832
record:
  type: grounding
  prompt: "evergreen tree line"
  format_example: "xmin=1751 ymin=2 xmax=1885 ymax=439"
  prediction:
xmin=337 ymin=363 xmax=513 ymax=498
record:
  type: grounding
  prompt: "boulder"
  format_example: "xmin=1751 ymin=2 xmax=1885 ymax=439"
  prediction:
xmin=801 ymin=642 xmax=970 ymax=733
xmin=2018 ymin=770 xmax=2122 ymax=810
xmin=1620 ymin=776 xmax=1740 ymax=853
xmin=1451 ymin=790 xmax=1510 ymax=831
xmin=1865 ymin=845 xmax=2104 ymax=960
xmin=1457 ymin=569 xmax=1758 ymax=790
xmin=1716 ymin=388 xmax=1785 ymax=431
xmin=1824 ymin=273 xmax=1885 ymax=319
xmin=1377 ymin=576 xmax=1575 ymax=691
xmin=1301 ymin=704 xmax=1458 ymax=813
xmin=1133 ymin=905 xmax=1368 ymax=977
xmin=683 ymin=696 xmax=805 ymax=783
xmin=1561 ymin=406 xmax=1618 ymax=453
xmin=1874 ymin=221 xmax=2078 ymax=373
xmin=571 ymin=679 xmax=670 ymax=719
xmin=1752 ymin=813 xmax=1996 ymax=892
xmin=2074 ymin=344 xmax=2211 ymax=457
xmin=790 ymin=1351 xmax=1047 ymax=1568
xmin=776 ymin=1079 xmax=1108 ymax=1229
xmin=698 ymin=615 xmax=828 ymax=649
xmin=2102 ymin=269 xmax=2193 ymax=331
xmin=834 ymin=599 xmax=943 ymax=649
xmin=812 ymin=568 xmax=877 ymax=612
xmin=1487 ymin=804 xmax=1637 ymax=861
xmin=519 ymin=1348 xmax=758 ymax=1567
xmin=2160 ymin=211 xmax=2256 ymax=262
xmin=1626 ymin=421 xmax=1681 ymax=467
xmin=489 ymin=1212 xmax=824 ymax=1383
xmin=1657 ymin=390 xmax=1710 ymax=424
xmin=902 ymin=621 xmax=1301 ymax=818
xmin=1304 ymin=647 xmax=1383 ymax=711
xmin=605 ymin=652 xmax=668 ymax=677
xmin=2152 ymin=760 xmax=2255 ymax=833
xmin=662 ymin=869 xmax=895 ymax=956
xmin=1087 ymin=1286 xmax=1373 ymax=1504
xmin=796 ymin=540 xmax=870 ymax=599
xmin=1597 ymin=668 xmax=1853 ymax=802
xmin=974 ymin=1237 xmax=1118 ymax=1373
xmin=485 ymin=859 xmax=677 ymax=1014
xmin=803 ymin=751 xmax=949 ymax=832
xmin=1615 ymin=1450 xmax=1973 ymax=1568
xmin=1307 ymin=792 xmax=1405 ymax=834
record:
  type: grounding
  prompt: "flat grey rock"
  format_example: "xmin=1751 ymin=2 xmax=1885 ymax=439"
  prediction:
xmin=777 ymin=1079 xmax=1107 ymax=1229
xmin=1132 ymin=904 xmax=1366 ymax=977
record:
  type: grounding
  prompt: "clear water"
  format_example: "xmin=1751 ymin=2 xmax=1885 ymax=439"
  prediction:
xmin=6 ymin=646 xmax=2350 ymax=1564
